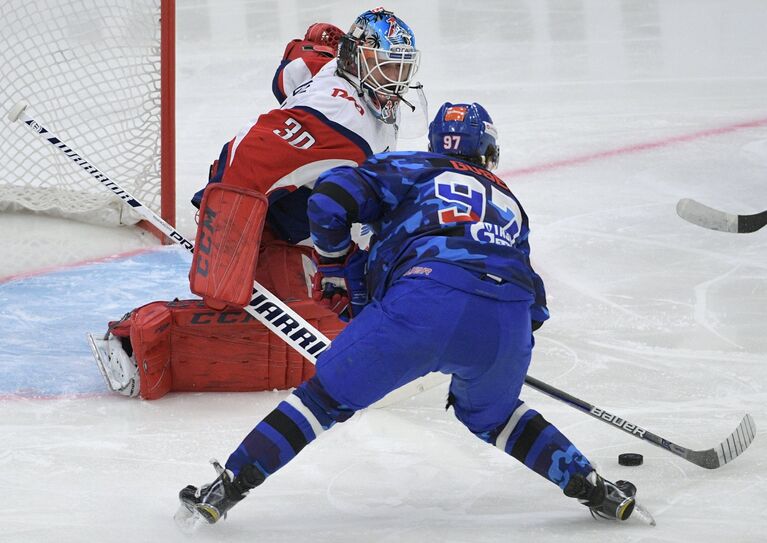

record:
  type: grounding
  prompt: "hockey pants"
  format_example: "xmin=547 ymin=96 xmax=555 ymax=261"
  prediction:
xmin=226 ymin=275 xmax=593 ymax=489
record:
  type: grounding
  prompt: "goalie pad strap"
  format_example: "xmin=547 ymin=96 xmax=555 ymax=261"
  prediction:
xmin=189 ymin=183 xmax=269 ymax=309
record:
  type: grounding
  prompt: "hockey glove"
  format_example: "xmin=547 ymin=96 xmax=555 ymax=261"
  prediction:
xmin=311 ymin=243 xmax=368 ymax=321
xmin=531 ymin=303 xmax=550 ymax=332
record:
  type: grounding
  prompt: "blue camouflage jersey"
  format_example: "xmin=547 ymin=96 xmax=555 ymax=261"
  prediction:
xmin=223 ymin=152 xmax=602 ymax=497
xmin=307 ymin=151 xmax=548 ymax=321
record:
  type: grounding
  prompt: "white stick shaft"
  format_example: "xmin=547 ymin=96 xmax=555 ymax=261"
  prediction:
xmin=12 ymin=104 xmax=329 ymax=362
xmin=15 ymin=107 xmax=195 ymax=250
xmin=11 ymin=104 xmax=443 ymax=407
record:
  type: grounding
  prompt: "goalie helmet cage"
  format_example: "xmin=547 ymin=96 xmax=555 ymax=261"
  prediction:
xmin=0 ymin=0 xmax=175 ymax=230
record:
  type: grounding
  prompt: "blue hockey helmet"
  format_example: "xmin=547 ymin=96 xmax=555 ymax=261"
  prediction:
xmin=428 ymin=102 xmax=500 ymax=171
xmin=338 ymin=7 xmax=421 ymax=124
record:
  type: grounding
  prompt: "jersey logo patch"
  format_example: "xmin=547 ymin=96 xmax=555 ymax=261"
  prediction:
xmin=332 ymin=88 xmax=365 ymax=116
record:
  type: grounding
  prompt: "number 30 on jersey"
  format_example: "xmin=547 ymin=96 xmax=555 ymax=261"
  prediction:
xmin=273 ymin=118 xmax=315 ymax=150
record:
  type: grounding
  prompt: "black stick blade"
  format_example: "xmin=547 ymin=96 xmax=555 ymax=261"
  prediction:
xmin=738 ymin=210 xmax=767 ymax=233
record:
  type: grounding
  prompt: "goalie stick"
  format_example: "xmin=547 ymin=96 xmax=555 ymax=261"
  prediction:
xmin=10 ymin=103 xmax=757 ymax=468
xmin=524 ymin=375 xmax=756 ymax=469
xmin=8 ymin=102 xmax=440 ymax=407
xmin=676 ymin=198 xmax=767 ymax=233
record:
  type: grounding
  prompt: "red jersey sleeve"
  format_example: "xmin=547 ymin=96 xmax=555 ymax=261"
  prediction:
xmin=221 ymin=106 xmax=371 ymax=196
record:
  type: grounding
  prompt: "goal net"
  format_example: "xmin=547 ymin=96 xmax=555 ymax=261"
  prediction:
xmin=0 ymin=0 xmax=174 ymax=227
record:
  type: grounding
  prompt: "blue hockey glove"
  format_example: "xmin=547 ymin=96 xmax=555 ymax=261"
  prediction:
xmin=311 ymin=243 xmax=369 ymax=321
xmin=531 ymin=304 xmax=549 ymax=332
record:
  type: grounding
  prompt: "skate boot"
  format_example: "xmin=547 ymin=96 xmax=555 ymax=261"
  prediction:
xmin=87 ymin=332 xmax=139 ymax=397
xmin=564 ymin=471 xmax=636 ymax=521
xmin=177 ymin=459 xmax=265 ymax=526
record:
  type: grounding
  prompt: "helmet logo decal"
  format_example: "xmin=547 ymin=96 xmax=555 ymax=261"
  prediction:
xmin=385 ymin=15 xmax=412 ymax=46
xmin=444 ymin=106 xmax=468 ymax=122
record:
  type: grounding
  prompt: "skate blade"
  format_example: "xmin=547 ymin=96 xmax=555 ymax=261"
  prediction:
xmin=174 ymin=502 xmax=206 ymax=534
xmin=86 ymin=333 xmax=119 ymax=392
xmin=631 ymin=501 xmax=656 ymax=526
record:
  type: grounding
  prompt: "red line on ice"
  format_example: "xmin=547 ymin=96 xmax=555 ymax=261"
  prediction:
xmin=0 ymin=245 xmax=162 ymax=284
xmin=496 ymin=117 xmax=767 ymax=180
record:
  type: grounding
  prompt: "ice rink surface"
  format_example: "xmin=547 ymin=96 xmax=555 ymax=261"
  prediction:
xmin=1 ymin=1 xmax=766 ymax=541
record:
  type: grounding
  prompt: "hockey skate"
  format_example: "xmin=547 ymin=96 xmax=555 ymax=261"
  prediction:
xmin=86 ymin=332 xmax=139 ymax=397
xmin=174 ymin=459 xmax=264 ymax=532
xmin=564 ymin=471 xmax=655 ymax=526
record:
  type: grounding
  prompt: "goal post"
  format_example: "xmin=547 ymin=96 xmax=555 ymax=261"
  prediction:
xmin=0 ymin=0 xmax=175 ymax=229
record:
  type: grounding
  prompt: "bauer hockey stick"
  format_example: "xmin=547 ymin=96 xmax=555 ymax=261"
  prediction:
xmin=524 ymin=375 xmax=756 ymax=469
xmin=11 ymin=103 xmax=755 ymax=461
xmin=676 ymin=198 xmax=767 ymax=233
xmin=8 ymin=102 xmax=442 ymax=406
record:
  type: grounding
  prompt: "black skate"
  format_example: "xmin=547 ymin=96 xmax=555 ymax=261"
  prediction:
xmin=564 ymin=471 xmax=641 ymax=522
xmin=175 ymin=459 xmax=264 ymax=531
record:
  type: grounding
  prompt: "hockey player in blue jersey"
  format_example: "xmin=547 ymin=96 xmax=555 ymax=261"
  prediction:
xmin=176 ymin=102 xmax=640 ymax=527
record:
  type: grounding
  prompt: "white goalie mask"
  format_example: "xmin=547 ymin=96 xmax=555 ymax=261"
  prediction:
xmin=338 ymin=8 xmax=421 ymax=125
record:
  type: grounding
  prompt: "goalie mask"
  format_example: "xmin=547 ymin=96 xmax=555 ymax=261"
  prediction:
xmin=428 ymin=102 xmax=500 ymax=171
xmin=338 ymin=8 xmax=421 ymax=125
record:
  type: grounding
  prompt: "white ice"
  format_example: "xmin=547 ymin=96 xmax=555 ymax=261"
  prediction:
xmin=1 ymin=1 xmax=766 ymax=542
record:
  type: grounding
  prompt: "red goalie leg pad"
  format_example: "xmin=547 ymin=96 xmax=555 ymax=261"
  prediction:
xmin=167 ymin=299 xmax=345 ymax=393
xmin=189 ymin=183 xmax=269 ymax=309
xmin=111 ymin=301 xmax=174 ymax=400
xmin=255 ymin=228 xmax=316 ymax=302
xmin=118 ymin=299 xmax=347 ymax=399
xmin=262 ymin=300 xmax=346 ymax=389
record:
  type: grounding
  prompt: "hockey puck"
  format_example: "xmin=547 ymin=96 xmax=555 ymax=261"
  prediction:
xmin=618 ymin=453 xmax=643 ymax=466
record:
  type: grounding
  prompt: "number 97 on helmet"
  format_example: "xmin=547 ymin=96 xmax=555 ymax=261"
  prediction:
xmin=428 ymin=102 xmax=500 ymax=171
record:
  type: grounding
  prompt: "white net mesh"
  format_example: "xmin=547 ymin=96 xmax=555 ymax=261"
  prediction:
xmin=0 ymin=0 xmax=164 ymax=226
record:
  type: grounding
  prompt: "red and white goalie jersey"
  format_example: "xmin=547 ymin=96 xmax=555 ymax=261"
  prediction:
xmin=102 ymin=51 xmax=399 ymax=400
xmin=212 ymin=59 xmax=396 ymax=245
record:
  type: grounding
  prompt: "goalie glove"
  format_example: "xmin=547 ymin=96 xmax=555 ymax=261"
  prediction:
xmin=311 ymin=243 xmax=368 ymax=321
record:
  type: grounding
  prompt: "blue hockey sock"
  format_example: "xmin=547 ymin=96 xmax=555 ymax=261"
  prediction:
xmin=490 ymin=401 xmax=593 ymax=490
xmin=225 ymin=377 xmax=355 ymax=478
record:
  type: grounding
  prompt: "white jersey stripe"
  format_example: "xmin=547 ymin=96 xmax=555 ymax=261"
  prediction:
xmin=285 ymin=393 xmax=325 ymax=438
xmin=229 ymin=116 xmax=260 ymax=167
xmin=495 ymin=402 xmax=530 ymax=452
xmin=266 ymin=158 xmax=358 ymax=194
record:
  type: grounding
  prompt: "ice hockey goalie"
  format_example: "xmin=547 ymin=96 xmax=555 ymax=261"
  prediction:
xmin=89 ymin=12 xmax=419 ymax=399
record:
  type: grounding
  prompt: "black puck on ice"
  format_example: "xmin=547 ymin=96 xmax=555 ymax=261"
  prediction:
xmin=618 ymin=453 xmax=644 ymax=466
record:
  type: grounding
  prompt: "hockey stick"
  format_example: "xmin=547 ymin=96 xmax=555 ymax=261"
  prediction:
xmin=7 ymin=103 xmax=325 ymax=360
xmin=524 ymin=375 xmax=756 ymax=469
xmin=8 ymin=102 xmax=442 ymax=406
xmin=676 ymin=198 xmax=767 ymax=233
xmin=12 ymin=103 xmax=754 ymax=463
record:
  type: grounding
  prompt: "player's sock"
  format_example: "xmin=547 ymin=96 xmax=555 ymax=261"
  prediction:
xmin=491 ymin=400 xmax=594 ymax=488
xmin=225 ymin=377 xmax=355 ymax=478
